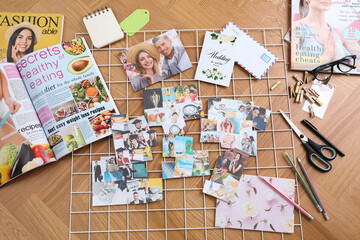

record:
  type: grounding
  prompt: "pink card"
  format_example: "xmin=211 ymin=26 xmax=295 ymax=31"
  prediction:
xmin=215 ymin=175 xmax=295 ymax=233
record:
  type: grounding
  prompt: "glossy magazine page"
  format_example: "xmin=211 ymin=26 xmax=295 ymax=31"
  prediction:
xmin=16 ymin=38 xmax=119 ymax=159
xmin=291 ymin=0 xmax=360 ymax=73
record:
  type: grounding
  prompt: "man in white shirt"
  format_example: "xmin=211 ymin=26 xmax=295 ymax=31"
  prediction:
xmin=152 ymin=34 xmax=192 ymax=78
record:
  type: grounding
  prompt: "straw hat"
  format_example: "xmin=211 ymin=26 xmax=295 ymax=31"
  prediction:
xmin=5 ymin=21 xmax=42 ymax=44
xmin=126 ymin=42 xmax=160 ymax=65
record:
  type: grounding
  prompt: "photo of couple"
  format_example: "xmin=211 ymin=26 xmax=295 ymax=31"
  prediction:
xmin=120 ymin=29 xmax=192 ymax=92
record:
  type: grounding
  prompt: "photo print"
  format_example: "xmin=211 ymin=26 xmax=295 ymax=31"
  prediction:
xmin=143 ymin=85 xmax=203 ymax=132
xmin=239 ymin=131 xmax=257 ymax=156
xmin=162 ymin=150 xmax=210 ymax=179
xmin=92 ymin=158 xmax=162 ymax=206
xmin=111 ymin=114 xmax=153 ymax=163
xmin=120 ymin=29 xmax=192 ymax=92
xmin=203 ymin=148 xmax=249 ymax=203
xmin=252 ymin=105 xmax=271 ymax=131
xmin=162 ymin=136 xmax=193 ymax=157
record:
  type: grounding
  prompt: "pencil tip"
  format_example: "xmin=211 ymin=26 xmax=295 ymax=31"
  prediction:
xmin=308 ymin=214 xmax=314 ymax=220
xmin=324 ymin=213 xmax=329 ymax=221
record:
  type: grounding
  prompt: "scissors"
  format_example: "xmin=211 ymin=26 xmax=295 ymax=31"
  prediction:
xmin=279 ymin=110 xmax=337 ymax=172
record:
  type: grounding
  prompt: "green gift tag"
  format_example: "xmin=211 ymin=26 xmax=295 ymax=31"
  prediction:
xmin=120 ymin=9 xmax=150 ymax=36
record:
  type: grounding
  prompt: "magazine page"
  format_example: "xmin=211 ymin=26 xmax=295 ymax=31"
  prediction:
xmin=291 ymin=0 xmax=360 ymax=73
xmin=16 ymin=38 xmax=119 ymax=159
xmin=0 ymin=12 xmax=64 ymax=63
xmin=0 ymin=63 xmax=55 ymax=186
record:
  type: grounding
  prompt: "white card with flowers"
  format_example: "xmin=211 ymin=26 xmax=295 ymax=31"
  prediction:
xmin=215 ymin=175 xmax=295 ymax=233
xmin=195 ymin=31 xmax=237 ymax=87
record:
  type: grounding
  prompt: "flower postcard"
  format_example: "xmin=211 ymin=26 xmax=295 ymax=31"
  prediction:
xmin=203 ymin=149 xmax=249 ymax=202
xmin=119 ymin=29 xmax=192 ymax=92
xmin=195 ymin=31 xmax=237 ymax=87
xmin=162 ymin=150 xmax=210 ymax=179
xmin=215 ymin=174 xmax=295 ymax=233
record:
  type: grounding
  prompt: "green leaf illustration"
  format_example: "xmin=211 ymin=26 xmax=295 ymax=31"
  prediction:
xmin=237 ymin=220 xmax=243 ymax=228
xmin=253 ymin=222 xmax=258 ymax=230
xmin=264 ymin=207 xmax=272 ymax=211
xmin=270 ymin=224 xmax=276 ymax=232
xmin=216 ymin=200 xmax=220 ymax=207
xmin=214 ymin=76 xmax=218 ymax=80
xmin=253 ymin=187 xmax=257 ymax=195
xmin=219 ymin=41 xmax=223 ymax=44
xmin=234 ymin=192 xmax=239 ymax=198
xmin=202 ymin=70 xmax=206 ymax=74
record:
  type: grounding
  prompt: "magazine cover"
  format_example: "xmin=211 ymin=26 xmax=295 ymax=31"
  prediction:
xmin=291 ymin=0 xmax=360 ymax=73
xmin=0 ymin=12 xmax=64 ymax=63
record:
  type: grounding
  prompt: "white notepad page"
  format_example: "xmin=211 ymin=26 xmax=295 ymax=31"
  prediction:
xmin=83 ymin=8 xmax=124 ymax=48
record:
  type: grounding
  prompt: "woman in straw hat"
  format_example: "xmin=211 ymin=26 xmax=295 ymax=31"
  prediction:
xmin=126 ymin=42 xmax=163 ymax=92
xmin=1 ymin=21 xmax=42 ymax=63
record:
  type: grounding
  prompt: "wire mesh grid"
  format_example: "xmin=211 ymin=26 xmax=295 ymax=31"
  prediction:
xmin=69 ymin=28 xmax=304 ymax=240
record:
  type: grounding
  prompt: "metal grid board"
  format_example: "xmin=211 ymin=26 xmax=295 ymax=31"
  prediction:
xmin=69 ymin=28 xmax=304 ymax=240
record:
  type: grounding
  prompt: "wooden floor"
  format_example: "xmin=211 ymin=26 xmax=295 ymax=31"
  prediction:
xmin=1 ymin=0 xmax=360 ymax=239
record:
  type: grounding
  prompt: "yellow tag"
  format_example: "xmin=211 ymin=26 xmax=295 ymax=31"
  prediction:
xmin=120 ymin=9 xmax=150 ymax=36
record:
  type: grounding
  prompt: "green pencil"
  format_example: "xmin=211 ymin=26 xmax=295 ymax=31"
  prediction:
xmin=284 ymin=152 xmax=322 ymax=212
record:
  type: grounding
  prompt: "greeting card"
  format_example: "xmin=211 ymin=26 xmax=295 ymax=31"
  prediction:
xmin=215 ymin=175 xmax=295 ymax=233
xmin=195 ymin=31 xmax=237 ymax=87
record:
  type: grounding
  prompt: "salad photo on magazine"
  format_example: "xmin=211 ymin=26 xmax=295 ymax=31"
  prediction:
xmin=0 ymin=37 xmax=118 ymax=187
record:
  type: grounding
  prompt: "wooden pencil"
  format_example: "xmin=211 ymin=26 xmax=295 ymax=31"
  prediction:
xmin=284 ymin=152 xmax=322 ymax=212
xmin=297 ymin=157 xmax=329 ymax=220
xmin=258 ymin=175 xmax=314 ymax=220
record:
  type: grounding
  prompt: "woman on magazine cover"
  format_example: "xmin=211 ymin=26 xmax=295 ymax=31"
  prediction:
xmin=1 ymin=21 xmax=42 ymax=63
xmin=125 ymin=42 xmax=163 ymax=91
xmin=292 ymin=0 xmax=360 ymax=69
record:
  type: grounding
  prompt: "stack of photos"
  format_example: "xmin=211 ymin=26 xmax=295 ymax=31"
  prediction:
xmin=92 ymin=157 xmax=163 ymax=206
xmin=162 ymin=136 xmax=193 ymax=157
xmin=200 ymin=98 xmax=268 ymax=156
xmin=162 ymin=150 xmax=210 ymax=179
xmin=215 ymin=175 xmax=295 ymax=233
xmin=119 ymin=29 xmax=192 ymax=92
xmin=203 ymin=148 xmax=249 ymax=203
xmin=143 ymin=84 xmax=203 ymax=136
xmin=111 ymin=114 xmax=157 ymax=163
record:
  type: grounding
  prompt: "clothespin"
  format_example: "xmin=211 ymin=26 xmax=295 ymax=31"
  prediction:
xmin=304 ymin=71 xmax=308 ymax=84
xmin=312 ymin=96 xmax=323 ymax=106
xmin=309 ymin=105 xmax=315 ymax=118
xmin=299 ymin=90 xmax=304 ymax=103
xmin=309 ymin=88 xmax=320 ymax=98
xmin=289 ymin=86 xmax=295 ymax=98
xmin=295 ymin=91 xmax=301 ymax=103
xmin=304 ymin=93 xmax=315 ymax=104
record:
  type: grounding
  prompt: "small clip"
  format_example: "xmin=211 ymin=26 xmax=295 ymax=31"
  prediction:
xmin=270 ymin=81 xmax=281 ymax=90
xmin=304 ymin=93 xmax=315 ymax=104
xmin=299 ymin=90 xmax=304 ymax=103
xmin=309 ymin=105 xmax=315 ymax=118
xmin=289 ymin=86 xmax=295 ymax=98
xmin=293 ymin=74 xmax=304 ymax=85
xmin=295 ymin=91 xmax=301 ymax=103
xmin=304 ymin=71 xmax=308 ymax=84
xmin=312 ymin=96 xmax=323 ymax=106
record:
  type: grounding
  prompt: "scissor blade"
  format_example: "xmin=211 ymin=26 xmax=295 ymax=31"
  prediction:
xmin=279 ymin=110 xmax=307 ymax=141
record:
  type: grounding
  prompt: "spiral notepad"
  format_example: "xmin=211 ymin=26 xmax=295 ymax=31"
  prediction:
xmin=83 ymin=7 xmax=124 ymax=48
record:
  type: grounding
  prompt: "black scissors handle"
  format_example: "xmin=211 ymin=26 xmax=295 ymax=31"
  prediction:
xmin=303 ymin=139 xmax=337 ymax=172
xmin=307 ymin=138 xmax=337 ymax=160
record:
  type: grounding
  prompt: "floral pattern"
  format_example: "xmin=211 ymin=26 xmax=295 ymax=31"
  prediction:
xmin=210 ymin=33 xmax=237 ymax=45
xmin=215 ymin=174 xmax=295 ymax=233
xmin=202 ymin=68 xmax=225 ymax=80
